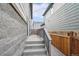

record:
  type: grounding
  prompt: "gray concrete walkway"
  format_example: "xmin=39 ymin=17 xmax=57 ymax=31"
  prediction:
xmin=51 ymin=45 xmax=65 ymax=56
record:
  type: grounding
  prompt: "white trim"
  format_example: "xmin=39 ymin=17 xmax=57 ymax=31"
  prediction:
xmin=12 ymin=3 xmax=27 ymax=22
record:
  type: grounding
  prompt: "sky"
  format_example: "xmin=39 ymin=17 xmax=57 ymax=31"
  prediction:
xmin=33 ymin=3 xmax=49 ymax=22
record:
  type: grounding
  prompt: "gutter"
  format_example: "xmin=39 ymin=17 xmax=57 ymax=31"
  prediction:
xmin=43 ymin=3 xmax=54 ymax=16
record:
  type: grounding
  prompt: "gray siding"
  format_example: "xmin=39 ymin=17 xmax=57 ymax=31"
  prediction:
xmin=45 ymin=3 xmax=79 ymax=31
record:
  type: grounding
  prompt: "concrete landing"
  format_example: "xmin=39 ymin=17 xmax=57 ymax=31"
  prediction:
xmin=51 ymin=45 xmax=65 ymax=56
xmin=26 ymin=35 xmax=43 ymax=41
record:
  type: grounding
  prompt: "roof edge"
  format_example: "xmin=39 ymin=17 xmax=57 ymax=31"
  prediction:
xmin=43 ymin=3 xmax=54 ymax=16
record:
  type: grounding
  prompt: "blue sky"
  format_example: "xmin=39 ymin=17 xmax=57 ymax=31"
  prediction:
xmin=33 ymin=3 xmax=49 ymax=22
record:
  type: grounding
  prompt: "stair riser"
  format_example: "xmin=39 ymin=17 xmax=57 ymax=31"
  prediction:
xmin=23 ymin=51 xmax=47 ymax=56
xmin=25 ymin=41 xmax=44 ymax=44
xmin=23 ymin=54 xmax=47 ymax=56
xmin=24 ymin=46 xmax=45 ymax=49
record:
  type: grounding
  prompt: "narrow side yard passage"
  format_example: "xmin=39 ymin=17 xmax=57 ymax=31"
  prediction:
xmin=22 ymin=34 xmax=65 ymax=56
xmin=22 ymin=35 xmax=47 ymax=56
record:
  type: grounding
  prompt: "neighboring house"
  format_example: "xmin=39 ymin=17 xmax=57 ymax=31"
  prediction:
xmin=43 ymin=3 xmax=65 ymax=31
xmin=43 ymin=3 xmax=79 ymax=32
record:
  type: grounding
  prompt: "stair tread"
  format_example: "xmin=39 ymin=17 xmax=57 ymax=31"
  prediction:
xmin=25 ymin=44 xmax=45 ymax=46
xmin=25 ymin=41 xmax=44 ymax=44
xmin=26 ymin=40 xmax=44 ymax=42
xmin=23 ymin=54 xmax=47 ymax=56
xmin=23 ymin=48 xmax=46 ymax=52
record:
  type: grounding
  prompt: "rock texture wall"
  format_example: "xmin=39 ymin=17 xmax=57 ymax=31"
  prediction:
xmin=0 ymin=3 xmax=28 ymax=56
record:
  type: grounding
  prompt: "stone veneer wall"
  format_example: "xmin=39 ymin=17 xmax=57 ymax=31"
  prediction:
xmin=0 ymin=3 xmax=28 ymax=56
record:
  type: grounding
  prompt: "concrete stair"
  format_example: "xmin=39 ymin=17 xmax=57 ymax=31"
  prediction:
xmin=22 ymin=40 xmax=47 ymax=56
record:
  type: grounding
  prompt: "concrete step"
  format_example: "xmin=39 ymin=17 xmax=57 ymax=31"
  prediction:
xmin=22 ymin=48 xmax=47 ymax=56
xmin=23 ymin=53 xmax=47 ymax=56
xmin=25 ymin=40 xmax=44 ymax=44
xmin=24 ymin=44 xmax=45 ymax=49
xmin=22 ymin=35 xmax=47 ymax=56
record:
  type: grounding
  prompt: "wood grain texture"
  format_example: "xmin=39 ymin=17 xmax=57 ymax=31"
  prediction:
xmin=49 ymin=32 xmax=70 ymax=56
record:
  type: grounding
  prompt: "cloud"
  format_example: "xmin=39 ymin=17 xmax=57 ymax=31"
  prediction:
xmin=33 ymin=15 xmax=43 ymax=22
xmin=33 ymin=3 xmax=49 ymax=22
